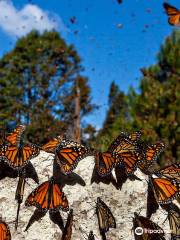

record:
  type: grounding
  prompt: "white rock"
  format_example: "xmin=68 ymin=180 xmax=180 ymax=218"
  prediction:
xmin=0 ymin=151 xmax=171 ymax=239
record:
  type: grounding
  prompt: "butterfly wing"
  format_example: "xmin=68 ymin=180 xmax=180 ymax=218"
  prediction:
xmin=6 ymin=125 xmax=26 ymax=146
xmin=108 ymin=131 xmax=143 ymax=175
xmin=168 ymin=209 xmax=180 ymax=238
xmin=138 ymin=142 xmax=165 ymax=173
xmin=95 ymin=152 xmax=117 ymax=176
xmin=163 ymin=3 xmax=180 ymax=26
xmin=42 ymin=136 xmax=64 ymax=153
xmin=96 ymin=197 xmax=116 ymax=234
xmin=25 ymin=178 xmax=69 ymax=211
xmin=155 ymin=164 xmax=180 ymax=183
xmin=56 ymin=140 xmax=91 ymax=174
xmin=133 ymin=213 xmax=165 ymax=240
xmin=0 ymin=144 xmax=40 ymax=169
xmin=150 ymin=176 xmax=179 ymax=204
xmin=0 ymin=221 xmax=11 ymax=240
xmin=61 ymin=209 xmax=73 ymax=240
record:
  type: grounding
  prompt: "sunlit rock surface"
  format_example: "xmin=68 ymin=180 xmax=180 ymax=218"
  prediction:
xmin=0 ymin=152 xmax=171 ymax=239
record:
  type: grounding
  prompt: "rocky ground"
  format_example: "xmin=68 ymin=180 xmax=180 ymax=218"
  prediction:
xmin=0 ymin=151 xmax=175 ymax=239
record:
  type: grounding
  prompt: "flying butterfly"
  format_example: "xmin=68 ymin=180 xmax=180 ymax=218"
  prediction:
xmin=55 ymin=139 xmax=92 ymax=174
xmin=138 ymin=141 xmax=165 ymax=174
xmin=61 ymin=209 xmax=73 ymax=240
xmin=41 ymin=135 xmax=64 ymax=153
xmin=0 ymin=143 xmax=40 ymax=169
xmin=0 ymin=125 xmax=26 ymax=146
xmin=0 ymin=219 xmax=11 ymax=240
xmin=96 ymin=197 xmax=116 ymax=238
xmin=155 ymin=164 xmax=180 ymax=183
xmin=163 ymin=3 xmax=180 ymax=26
xmin=133 ymin=212 xmax=165 ymax=240
xmin=96 ymin=131 xmax=143 ymax=176
xmin=25 ymin=177 xmax=69 ymax=212
xmin=149 ymin=175 xmax=179 ymax=204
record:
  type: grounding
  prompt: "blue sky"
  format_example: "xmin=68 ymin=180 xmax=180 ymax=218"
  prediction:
xmin=0 ymin=0 xmax=179 ymax=128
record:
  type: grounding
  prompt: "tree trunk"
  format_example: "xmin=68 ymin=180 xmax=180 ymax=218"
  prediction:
xmin=74 ymin=84 xmax=81 ymax=143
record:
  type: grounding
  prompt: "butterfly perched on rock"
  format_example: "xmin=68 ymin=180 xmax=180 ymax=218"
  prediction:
xmin=96 ymin=197 xmax=116 ymax=239
xmin=55 ymin=139 xmax=93 ymax=175
xmin=133 ymin=212 xmax=165 ymax=240
xmin=95 ymin=131 xmax=144 ymax=177
xmin=61 ymin=209 xmax=73 ymax=240
xmin=167 ymin=206 xmax=180 ymax=239
xmin=138 ymin=141 xmax=165 ymax=174
xmin=148 ymin=174 xmax=179 ymax=204
xmin=163 ymin=3 xmax=180 ymax=26
xmin=25 ymin=177 xmax=69 ymax=212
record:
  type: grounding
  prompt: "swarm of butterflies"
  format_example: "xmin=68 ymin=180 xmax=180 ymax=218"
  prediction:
xmin=0 ymin=124 xmax=179 ymax=240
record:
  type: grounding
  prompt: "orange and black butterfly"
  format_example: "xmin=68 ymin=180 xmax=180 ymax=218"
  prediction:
xmin=96 ymin=197 xmax=116 ymax=238
xmin=25 ymin=177 xmax=69 ymax=212
xmin=0 ymin=219 xmax=11 ymax=240
xmin=0 ymin=125 xmax=40 ymax=169
xmin=95 ymin=131 xmax=143 ymax=176
xmin=155 ymin=164 xmax=180 ymax=183
xmin=163 ymin=3 xmax=180 ymax=26
xmin=149 ymin=175 xmax=179 ymax=204
xmin=0 ymin=143 xmax=40 ymax=169
xmin=0 ymin=125 xmax=26 ymax=146
xmin=138 ymin=141 xmax=165 ymax=174
xmin=133 ymin=212 xmax=165 ymax=240
xmin=42 ymin=135 xmax=64 ymax=153
xmin=55 ymin=139 xmax=92 ymax=174
xmin=61 ymin=209 xmax=73 ymax=240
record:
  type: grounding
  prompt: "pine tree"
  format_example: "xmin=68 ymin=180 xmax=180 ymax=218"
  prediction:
xmin=0 ymin=30 xmax=94 ymax=143
xmin=131 ymin=30 xmax=180 ymax=165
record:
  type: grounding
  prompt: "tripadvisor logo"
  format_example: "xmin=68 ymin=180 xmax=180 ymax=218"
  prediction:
xmin=135 ymin=227 xmax=164 ymax=235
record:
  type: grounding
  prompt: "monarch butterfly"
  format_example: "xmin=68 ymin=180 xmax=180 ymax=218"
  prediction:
xmin=96 ymin=131 xmax=143 ymax=176
xmin=6 ymin=125 xmax=26 ymax=146
xmin=88 ymin=231 xmax=95 ymax=240
xmin=138 ymin=141 xmax=165 ymax=173
xmin=25 ymin=177 xmax=69 ymax=212
xmin=96 ymin=197 xmax=116 ymax=238
xmin=0 ymin=219 xmax=11 ymax=240
xmin=149 ymin=175 xmax=179 ymax=204
xmin=55 ymin=139 xmax=92 ymax=174
xmin=168 ymin=207 xmax=180 ymax=239
xmin=155 ymin=164 xmax=180 ymax=183
xmin=163 ymin=3 xmax=180 ymax=26
xmin=61 ymin=209 xmax=73 ymax=240
xmin=0 ymin=143 xmax=40 ymax=169
xmin=133 ymin=212 xmax=165 ymax=240
xmin=42 ymin=135 xmax=64 ymax=153
xmin=0 ymin=125 xmax=26 ymax=146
